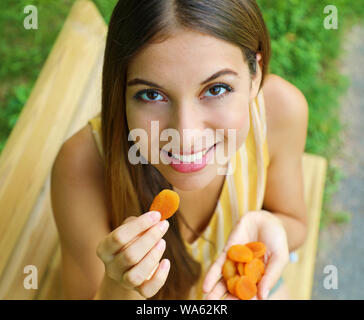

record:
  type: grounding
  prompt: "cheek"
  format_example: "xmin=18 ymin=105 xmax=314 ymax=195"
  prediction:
xmin=126 ymin=110 xmax=152 ymax=156
xmin=219 ymin=103 xmax=250 ymax=142
xmin=126 ymin=109 xmax=170 ymax=161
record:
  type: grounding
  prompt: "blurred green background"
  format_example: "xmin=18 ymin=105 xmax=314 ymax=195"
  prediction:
xmin=0 ymin=0 xmax=363 ymax=228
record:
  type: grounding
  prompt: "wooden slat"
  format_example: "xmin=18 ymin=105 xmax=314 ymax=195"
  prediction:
xmin=33 ymin=36 xmax=106 ymax=300
xmin=1 ymin=45 xmax=104 ymax=298
xmin=0 ymin=48 xmax=104 ymax=299
xmin=282 ymin=153 xmax=327 ymax=299
xmin=0 ymin=176 xmax=58 ymax=299
xmin=0 ymin=0 xmax=107 ymax=291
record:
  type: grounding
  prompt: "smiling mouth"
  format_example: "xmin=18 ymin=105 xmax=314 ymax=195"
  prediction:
xmin=165 ymin=143 xmax=217 ymax=163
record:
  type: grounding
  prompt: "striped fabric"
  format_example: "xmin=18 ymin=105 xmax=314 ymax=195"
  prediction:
xmin=88 ymin=89 xmax=270 ymax=300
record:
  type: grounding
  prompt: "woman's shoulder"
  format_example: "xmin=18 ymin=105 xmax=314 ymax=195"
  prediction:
xmin=50 ymin=124 xmax=111 ymax=298
xmin=51 ymin=122 xmax=109 ymax=236
xmin=261 ymin=74 xmax=309 ymax=162
xmin=51 ymin=123 xmax=106 ymax=213
xmin=56 ymin=123 xmax=104 ymax=175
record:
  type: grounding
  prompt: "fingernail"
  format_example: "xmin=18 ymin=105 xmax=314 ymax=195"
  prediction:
xmin=157 ymin=239 xmax=166 ymax=251
xmin=161 ymin=259 xmax=170 ymax=270
xmin=149 ymin=211 xmax=161 ymax=222
xmin=159 ymin=220 xmax=169 ymax=231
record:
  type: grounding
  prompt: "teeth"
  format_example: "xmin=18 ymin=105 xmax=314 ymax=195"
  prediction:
xmin=170 ymin=147 xmax=210 ymax=163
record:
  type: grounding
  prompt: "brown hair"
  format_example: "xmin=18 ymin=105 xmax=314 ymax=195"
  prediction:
xmin=101 ymin=0 xmax=271 ymax=299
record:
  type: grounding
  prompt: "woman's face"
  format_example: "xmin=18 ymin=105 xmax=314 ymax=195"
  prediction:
xmin=125 ymin=28 xmax=261 ymax=191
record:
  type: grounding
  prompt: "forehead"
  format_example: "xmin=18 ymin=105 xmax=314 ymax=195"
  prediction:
xmin=126 ymin=29 xmax=248 ymax=82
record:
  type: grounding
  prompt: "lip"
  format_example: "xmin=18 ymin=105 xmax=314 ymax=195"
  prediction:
xmin=160 ymin=142 xmax=218 ymax=173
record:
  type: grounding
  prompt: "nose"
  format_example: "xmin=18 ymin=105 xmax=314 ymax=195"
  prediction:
xmin=170 ymin=102 xmax=208 ymax=151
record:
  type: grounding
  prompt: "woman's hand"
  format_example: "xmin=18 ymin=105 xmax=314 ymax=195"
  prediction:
xmin=203 ymin=210 xmax=289 ymax=300
xmin=95 ymin=211 xmax=171 ymax=299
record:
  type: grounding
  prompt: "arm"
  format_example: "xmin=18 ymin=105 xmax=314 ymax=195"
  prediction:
xmin=51 ymin=125 xmax=144 ymax=299
xmin=262 ymin=74 xmax=309 ymax=252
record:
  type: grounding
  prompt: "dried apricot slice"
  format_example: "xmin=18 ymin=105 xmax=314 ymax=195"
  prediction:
xmin=222 ymin=258 xmax=237 ymax=281
xmin=245 ymin=241 xmax=266 ymax=259
xmin=227 ymin=244 xmax=253 ymax=263
xmin=235 ymin=276 xmax=257 ymax=300
xmin=237 ymin=262 xmax=245 ymax=276
xmin=149 ymin=189 xmax=180 ymax=220
xmin=227 ymin=275 xmax=240 ymax=295
xmin=244 ymin=258 xmax=265 ymax=284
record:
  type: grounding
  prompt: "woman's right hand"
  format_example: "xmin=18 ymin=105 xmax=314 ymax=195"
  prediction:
xmin=96 ymin=211 xmax=170 ymax=299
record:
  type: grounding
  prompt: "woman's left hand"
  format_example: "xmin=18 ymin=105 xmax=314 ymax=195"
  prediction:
xmin=202 ymin=210 xmax=289 ymax=300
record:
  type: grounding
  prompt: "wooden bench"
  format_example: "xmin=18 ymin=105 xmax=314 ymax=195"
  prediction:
xmin=0 ymin=0 xmax=107 ymax=300
xmin=282 ymin=153 xmax=327 ymax=299
xmin=0 ymin=0 xmax=327 ymax=300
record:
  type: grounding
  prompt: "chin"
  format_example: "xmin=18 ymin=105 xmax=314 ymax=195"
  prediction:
xmin=154 ymin=163 xmax=220 ymax=192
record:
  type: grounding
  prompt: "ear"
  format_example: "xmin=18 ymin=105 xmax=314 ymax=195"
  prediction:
xmin=249 ymin=52 xmax=263 ymax=102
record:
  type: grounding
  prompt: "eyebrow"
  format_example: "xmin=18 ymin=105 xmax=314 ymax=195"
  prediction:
xmin=126 ymin=68 xmax=239 ymax=89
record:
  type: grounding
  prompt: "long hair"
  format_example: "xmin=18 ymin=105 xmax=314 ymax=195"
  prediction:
xmin=101 ymin=0 xmax=271 ymax=299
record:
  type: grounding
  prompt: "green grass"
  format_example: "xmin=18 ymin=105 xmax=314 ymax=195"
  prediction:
xmin=257 ymin=0 xmax=364 ymax=228
xmin=0 ymin=0 xmax=363 ymax=228
xmin=0 ymin=0 xmax=117 ymax=151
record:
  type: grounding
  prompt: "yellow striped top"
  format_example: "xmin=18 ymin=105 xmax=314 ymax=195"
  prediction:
xmin=88 ymin=89 xmax=270 ymax=300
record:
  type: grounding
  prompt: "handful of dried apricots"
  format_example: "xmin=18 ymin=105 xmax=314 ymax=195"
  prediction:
xmin=222 ymin=241 xmax=267 ymax=300
xmin=149 ymin=191 xmax=267 ymax=300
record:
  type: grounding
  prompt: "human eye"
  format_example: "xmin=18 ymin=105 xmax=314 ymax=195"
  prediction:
xmin=133 ymin=89 xmax=166 ymax=103
xmin=203 ymin=83 xmax=234 ymax=100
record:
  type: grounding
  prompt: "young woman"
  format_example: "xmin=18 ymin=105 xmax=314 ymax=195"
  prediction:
xmin=51 ymin=0 xmax=308 ymax=300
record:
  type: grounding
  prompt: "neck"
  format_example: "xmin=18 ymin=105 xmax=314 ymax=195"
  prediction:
xmin=172 ymin=167 xmax=228 ymax=243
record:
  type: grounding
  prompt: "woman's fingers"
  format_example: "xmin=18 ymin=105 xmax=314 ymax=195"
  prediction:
xmin=125 ymin=220 xmax=169 ymax=261
xmin=257 ymin=252 xmax=289 ymax=299
xmin=97 ymin=211 xmax=161 ymax=263
xmin=202 ymin=251 xmax=227 ymax=294
xmin=114 ymin=211 xmax=162 ymax=251
xmin=204 ymin=278 xmax=227 ymax=300
xmin=223 ymin=293 xmax=239 ymax=300
xmin=112 ymin=220 xmax=169 ymax=272
xmin=122 ymin=239 xmax=166 ymax=288
xmin=123 ymin=216 xmax=138 ymax=224
xmin=136 ymin=259 xmax=171 ymax=299
xmin=120 ymin=220 xmax=169 ymax=269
